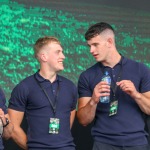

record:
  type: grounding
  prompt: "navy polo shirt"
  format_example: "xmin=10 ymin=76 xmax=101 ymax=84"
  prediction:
xmin=9 ymin=72 xmax=77 ymax=149
xmin=78 ymin=56 xmax=150 ymax=146
xmin=0 ymin=88 xmax=7 ymax=150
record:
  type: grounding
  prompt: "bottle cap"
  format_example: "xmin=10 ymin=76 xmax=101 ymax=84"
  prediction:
xmin=105 ymin=71 xmax=108 ymax=75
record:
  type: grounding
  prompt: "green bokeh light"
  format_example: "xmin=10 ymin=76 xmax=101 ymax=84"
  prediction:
xmin=0 ymin=0 xmax=150 ymax=101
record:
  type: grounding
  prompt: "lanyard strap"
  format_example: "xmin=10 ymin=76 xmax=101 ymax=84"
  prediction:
xmin=34 ymin=75 xmax=59 ymax=115
xmin=111 ymin=67 xmax=122 ymax=97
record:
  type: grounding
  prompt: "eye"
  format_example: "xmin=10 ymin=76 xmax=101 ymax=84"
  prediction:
xmin=56 ymin=50 xmax=63 ymax=55
xmin=56 ymin=50 xmax=60 ymax=54
xmin=93 ymin=43 xmax=99 ymax=47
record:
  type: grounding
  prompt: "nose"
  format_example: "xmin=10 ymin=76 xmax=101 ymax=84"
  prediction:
xmin=62 ymin=52 xmax=65 ymax=59
xmin=90 ymin=46 xmax=95 ymax=54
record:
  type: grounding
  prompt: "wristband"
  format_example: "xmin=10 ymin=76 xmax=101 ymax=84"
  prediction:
xmin=3 ymin=118 xmax=9 ymax=128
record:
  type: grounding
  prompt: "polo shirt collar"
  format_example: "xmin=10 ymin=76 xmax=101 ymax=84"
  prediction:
xmin=34 ymin=70 xmax=62 ymax=83
xmin=99 ymin=55 xmax=127 ymax=69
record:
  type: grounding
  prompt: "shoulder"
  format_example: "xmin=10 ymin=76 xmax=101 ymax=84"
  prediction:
xmin=59 ymin=75 xmax=76 ymax=87
xmin=12 ymin=74 xmax=35 ymax=94
xmin=79 ymin=63 xmax=100 ymax=81
xmin=58 ymin=75 xmax=77 ymax=95
xmin=16 ymin=74 xmax=35 ymax=87
xmin=80 ymin=63 xmax=99 ymax=76
xmin=21 ymin=74 xmax=35 ymax=84
xmin=124 ymin=57 xmax=149 ymax=70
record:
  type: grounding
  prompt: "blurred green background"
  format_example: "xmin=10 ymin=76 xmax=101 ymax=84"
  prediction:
xmin=0 ymin=0 xmax=150 ymax=101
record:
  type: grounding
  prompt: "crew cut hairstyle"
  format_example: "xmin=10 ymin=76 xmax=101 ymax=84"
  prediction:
xmin=33 ymin=36 xmax=61 ymax=58
xmin=85 ymin=22 xmax=114 ymax=40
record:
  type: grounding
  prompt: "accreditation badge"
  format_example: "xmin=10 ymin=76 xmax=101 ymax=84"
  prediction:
xmin=109 ymin=100 xmax=118 ymax=116
xmin=49 ymin=118 xmax=60 ymax=134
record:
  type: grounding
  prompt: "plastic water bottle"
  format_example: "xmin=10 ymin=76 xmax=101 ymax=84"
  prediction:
xmin=100 ymin=71 xmax=111 ymax=103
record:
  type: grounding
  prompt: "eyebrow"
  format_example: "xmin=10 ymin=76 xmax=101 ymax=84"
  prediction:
xmin=87 ymin=42 xmax=99 ymax=46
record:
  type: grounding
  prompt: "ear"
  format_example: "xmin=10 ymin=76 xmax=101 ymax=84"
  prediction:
xmin=106 ymin=38 xmax=113 ymax=48
xmin=40 ymin=53 xmax=47 ymax=62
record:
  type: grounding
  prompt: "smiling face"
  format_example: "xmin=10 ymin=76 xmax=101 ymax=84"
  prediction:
xmin=41 ymin=42 xmax=65 ymax=72
xmin=34 ymin=36 xmax=66 ymax=73
xmin=37 ymin=41 xmax=65 ymax=73
xmin=45 ymin=42 xmax=65 ymax=72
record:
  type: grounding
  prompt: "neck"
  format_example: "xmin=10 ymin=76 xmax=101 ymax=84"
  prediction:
xmin=103 ymin=53 xmax=121 ymax=68
xmin=39 ymin=69 xmax=57 ymax=83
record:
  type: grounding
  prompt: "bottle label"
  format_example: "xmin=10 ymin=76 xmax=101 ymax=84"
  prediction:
xmin=100 ymin=72 xmax=111 ymax=103
xmin=102 ymin=76 xmax=111 ymax=85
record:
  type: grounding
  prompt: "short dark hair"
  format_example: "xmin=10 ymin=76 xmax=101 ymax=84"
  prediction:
xmin=85 ymin=22 xmax=114 ymax=40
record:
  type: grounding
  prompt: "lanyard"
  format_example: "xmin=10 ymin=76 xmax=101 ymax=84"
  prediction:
xmin=34 ymin=75 xmax=60 ymax=116
xmin=99 ymin=61 xmax=123 ymax=100
xmin=111 ymin=67 xmax=122 ymax=99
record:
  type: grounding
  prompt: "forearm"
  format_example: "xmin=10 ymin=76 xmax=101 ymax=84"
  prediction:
xmin=116 ymin=80 xmax=150 ymax=115
xmin=70 ymin=110 xmax=76 ymax=129
xmin=11 ymin=128 xmax=28 ymax=150
xmin=77 ymin=98 xmax=97 ymax=126
xmin=134 ymin=92 xmax=150 ymax=115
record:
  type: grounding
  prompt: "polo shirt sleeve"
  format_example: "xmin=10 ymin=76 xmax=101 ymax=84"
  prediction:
xmin=139 ymin=63 xmax=150 ymax=93
xmin=71 ymin=84 xmax=78 ymax=111
xmin=8 ymin=81 xmax=29 ymax=112
xmin=78 ymin=71 xmax=92 ymax=98
xmin=0 ymin=88 xmax=7 ymax=114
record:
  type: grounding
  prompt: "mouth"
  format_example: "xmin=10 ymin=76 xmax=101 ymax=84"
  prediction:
xmin=93 ymin=54 xmax=98 ymax=58
xmin=58 ymin=61 xmax=63 ymax=64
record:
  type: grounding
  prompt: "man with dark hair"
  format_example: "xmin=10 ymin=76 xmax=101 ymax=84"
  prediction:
xmin=0 ymin=88 xmax=13 ymax=150
xmin=77 ymin=22 xmax=150 ymax=150
xmin=8 ymin=36 xmax=77 ymax=150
